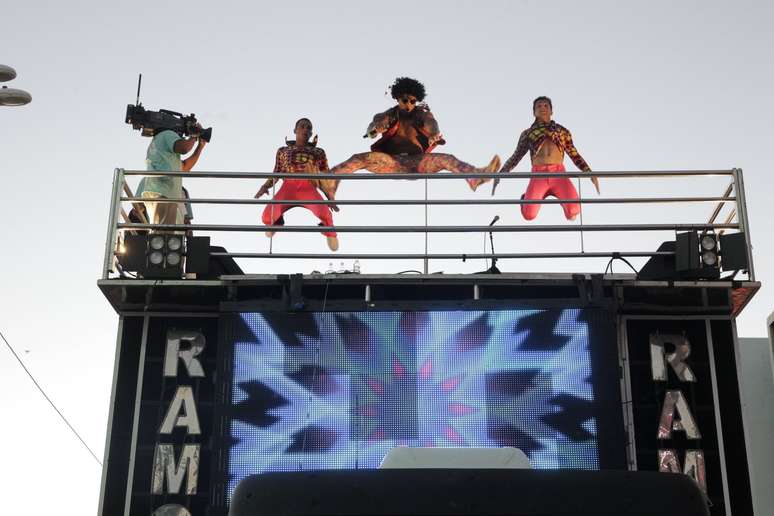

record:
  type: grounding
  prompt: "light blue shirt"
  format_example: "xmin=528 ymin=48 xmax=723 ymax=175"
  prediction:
xmin=137 ymin=130 xmax=183 ymax=198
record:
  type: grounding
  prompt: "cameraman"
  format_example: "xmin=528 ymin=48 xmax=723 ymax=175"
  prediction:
xmin=136 ymin=126 xmax=206 ymax=230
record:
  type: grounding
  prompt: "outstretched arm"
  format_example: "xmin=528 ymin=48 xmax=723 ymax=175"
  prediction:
xmin=500 ymin=131 xmax=530 ymax=173
xmin=562 ymin=129 xmax=599 ymax=193
xmin=365 ymin=108 xmax=395 ymax=138
xmin=491 ymin=131 xmax=529 ymax=195
xmin=255 ymin=149 xmax=284 ymax=198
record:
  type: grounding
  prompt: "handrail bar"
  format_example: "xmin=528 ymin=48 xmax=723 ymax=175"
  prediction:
xmin=121 ymin=180 xmax=148 ymax=224
xmin=119 ymin=169 xmax=736 ymax=180
xmin=733 ymin=168 xmax=755 ymax=280
xmin=210 ymin=251 xmax=674 ymax=260
xmin=706 ymin=183 xmax=735 ymax=225
xmin=118 ymin=195 xmax=737 ymax=206
xmin=117 ymin=222 xmax=738 ymax=233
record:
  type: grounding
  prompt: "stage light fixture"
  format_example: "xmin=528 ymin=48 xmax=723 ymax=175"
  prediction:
xmin=149 ymin=250 xmax=164 ymax=266
xmin=700 ymin=234 xmax=716 ymax=251
xmin=143 ymin=234 xmax=187 ymax=278
xmin=701 ymin=251 xmax=717 ymax=267
xmin=150 ymin=235 xmax=165 ymax=250
xmin=167 ymin=235 xmax=183 ymax=251
xmin=166 ymin=252 xmax=182 ymax=266
xmin=116 ymin=234 xmax=212 ymax=278
xmin=676 ymin=231 xmax=720 ymax=279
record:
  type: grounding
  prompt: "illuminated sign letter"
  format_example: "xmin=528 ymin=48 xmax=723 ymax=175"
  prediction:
xmin=151 ymin=444 xmax=200 ymax=495
xmin=164 ymin=329 xmax=206 ymax=378
xmin=658 ymin=390 xmax=701 ymax=439
xmin=152 ymin=504 xmax=193 ymax=516
xmin=159 ymin=386 xmax=201 ymax=435
xmin=650 ymin=333 xmax=696 ymax=382
xmin=658 ymin=449 xmax=707 ymax=493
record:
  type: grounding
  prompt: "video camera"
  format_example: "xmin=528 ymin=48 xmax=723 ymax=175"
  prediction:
xmin=125 ymin=74 xmax=212 ymax=142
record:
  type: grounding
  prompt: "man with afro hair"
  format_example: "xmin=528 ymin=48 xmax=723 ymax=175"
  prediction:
xmin=323 ymin=77 xmax=499 ymax=199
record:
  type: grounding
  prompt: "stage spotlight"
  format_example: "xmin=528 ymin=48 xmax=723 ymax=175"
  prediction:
xmin=117 ymin=234 xmax=212 ymax=278
xmin=701 ymin=251 xmax=717 ymax=267
xmin=166 ymin=252 xmax=182 ymax=266
xmin=149 ymin=235 xmax=165 ymax=250
xmin=167 ymin=235 xmax=183 ymax=251
xmin=699 ymin=233 xmax=719 ymax=267
xmin=143 ymin=234 xmax=186 ymax=278
xmin=700 ymin=234 xmax=716 ymax=251
xmin=148 ymin=250 xmax=164 ymax=266
xmin=676 ymin=231 xmax=719 ymax=279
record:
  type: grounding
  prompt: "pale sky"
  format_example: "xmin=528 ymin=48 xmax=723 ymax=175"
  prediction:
xmin=1 ymin=1 xmax=773 ymax=514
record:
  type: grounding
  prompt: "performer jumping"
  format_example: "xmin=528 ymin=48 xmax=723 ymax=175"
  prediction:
xmin=322 ymin=77 xmax=500 ymax=199
xmin=493 ymin=96 xmax=599 ymax=221
xmin=255 ymin=118 xmax=339 ymax=251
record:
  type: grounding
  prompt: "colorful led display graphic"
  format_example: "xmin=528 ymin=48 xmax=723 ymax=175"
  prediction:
xmin=227 ymin=309 xmax=603 ymax=498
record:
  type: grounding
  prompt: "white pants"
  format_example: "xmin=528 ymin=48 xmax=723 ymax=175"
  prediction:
xmin=141 ymin=191 xmax=182 ymax=230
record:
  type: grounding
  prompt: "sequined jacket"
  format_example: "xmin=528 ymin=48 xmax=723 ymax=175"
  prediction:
xmin=502 ymin=120 xmax=590 ymax=172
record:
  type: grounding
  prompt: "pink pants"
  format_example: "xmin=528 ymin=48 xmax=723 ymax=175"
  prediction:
xmin=262 ymin=179 xmax=337 ymax=237
xmin=522 ymin=164 xmax=580 ymax=221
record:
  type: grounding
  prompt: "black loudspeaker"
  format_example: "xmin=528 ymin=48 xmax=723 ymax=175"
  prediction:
xmin=196 ymin=246 xmax=243 ymax=279
xmin=719 ymin=232 xmax=749 ymax=271
xmin=185 ymin=236 xmax=210 ymax=274
xmin=228 ymin=469 xmax=709 ymax=516
xmin=638 ymin=241 xmax=676 ymax=280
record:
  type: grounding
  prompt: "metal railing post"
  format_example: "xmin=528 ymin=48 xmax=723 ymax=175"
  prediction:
xmin=733 ymin=168 xmax=755 ymax=280
xmin=423 ymin=178 xmax=429 ymax=274
xmin=102 ymin=168 xmax=125 ymax=279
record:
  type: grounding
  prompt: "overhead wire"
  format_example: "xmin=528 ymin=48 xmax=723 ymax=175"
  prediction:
xmin=0 ymin=328 xmax=103 ymax=467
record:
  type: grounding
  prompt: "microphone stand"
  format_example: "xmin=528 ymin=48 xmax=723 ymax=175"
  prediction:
xmin=475 ymin=216 xmax=501 ymax=274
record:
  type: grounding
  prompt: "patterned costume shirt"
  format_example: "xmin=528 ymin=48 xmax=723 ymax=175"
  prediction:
xmin=502 ymin=120 xmax=590 ymax=173
xmin=273 ymin=144 xmax=329 ymax=175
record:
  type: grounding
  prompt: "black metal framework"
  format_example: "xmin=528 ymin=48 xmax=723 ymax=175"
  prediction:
xmin=96 ymin=273 xmax=758 ymax=516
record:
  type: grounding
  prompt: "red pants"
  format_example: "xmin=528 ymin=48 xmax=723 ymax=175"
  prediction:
xmin=262 ymin=179 xmax=337 ymax=237
xmin=521 ymin=164 xmax=580 ymax=221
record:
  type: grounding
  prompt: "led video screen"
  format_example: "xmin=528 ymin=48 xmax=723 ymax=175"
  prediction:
xmin=226 ymin=309 xmax=619 ymax=498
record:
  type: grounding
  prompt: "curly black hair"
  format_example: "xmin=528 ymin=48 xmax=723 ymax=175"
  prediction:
xmin=389 ymin=77 xmax=426 ymax=102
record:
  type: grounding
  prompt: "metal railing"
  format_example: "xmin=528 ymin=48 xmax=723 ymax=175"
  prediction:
xmin=102 ymin=168 xmax=754 ymax=280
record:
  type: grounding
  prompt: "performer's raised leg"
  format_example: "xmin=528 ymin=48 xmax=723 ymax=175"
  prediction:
xmin=417 ymin=153 xmax=501 ymax=191
xmin=521 ymin=177 xmax=550 ymax=221
xmin=325 ymin=152 xmax=403 ymax=197
xmin=549 ymin=176 xmax=581 ymax=221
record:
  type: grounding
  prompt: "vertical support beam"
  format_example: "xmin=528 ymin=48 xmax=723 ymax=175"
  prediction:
xmin=97 ymin=317 xmax=124 ymax=516
xmin=733 ymin=168 xmax=755 ymax=281
xmin=423 ymin=178 xmax=429 ymax=274
xmin=706 ymin=320 xmax=732 ymax=516
xmin=618 ymin=317 xmax=638 ymax=471
xmin=103 ymin=168 xmax=125 ymax=279
xmin=123 ymin=315 xmax=149 ymax=516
